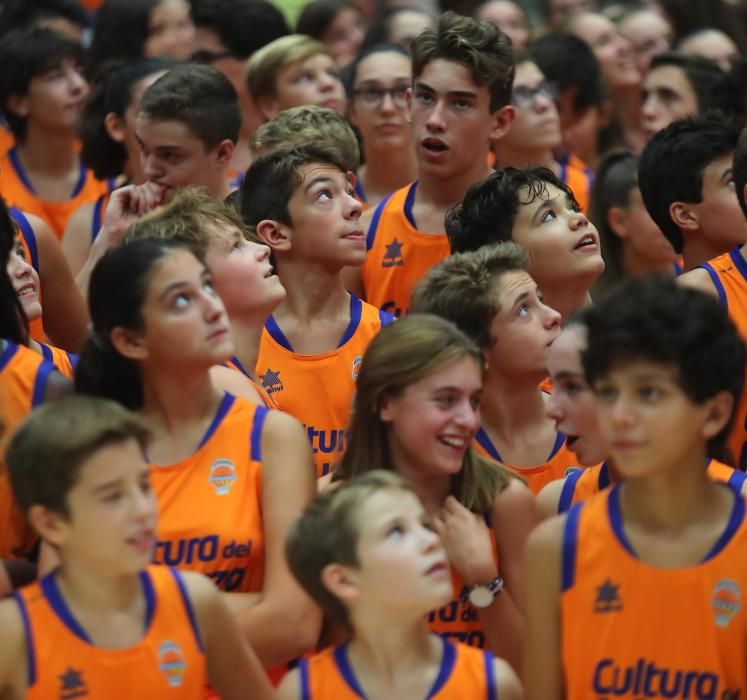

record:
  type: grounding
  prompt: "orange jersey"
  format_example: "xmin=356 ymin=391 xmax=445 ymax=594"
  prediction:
xmin=299 ymin=638 xmax=499 ymax=699
xmin=223 ymin=356 xmax=278 ymax=408
xmin=474 ymin=428 xmax=583 ymax=495
xmin=38 ymin=342 xmax=77 ymax=379
xmin=151 ymin=394 xmax=267 ymax=593
xmin=10 ymin=207 xmax=45 ymax=342
xmin=428 ymin=520 xmax=499 ymax=650
xmin=15 ymin=566 xmax=206 ymax=699
xmin=559 ymin=154 xmax=593 ymax=213
xmin=698 ymin=248 xmax=747 ymax=470
xmin=0 ymin=125 xmax=13 ymax=154
xmin=360 ymin=182 xmax=451 ymax=317
xmin=255 ymin=294 xmax=393 ymax=476
xmin=561 ymin=485 xmax=747 ymax=698
xmin=0 ymin=147 xmax=109 ymax=239
xmin=0 ymin=342 xmax=59 ymax=558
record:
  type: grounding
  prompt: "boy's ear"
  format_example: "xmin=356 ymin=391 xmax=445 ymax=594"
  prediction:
xmin=489 ymin=104 xmax=516 ymax=142
xmin=110 ymin=326 xmax=148 ymax=361
xmin=5 ymin=93 xmax=28 ymax=119
xmin=256 ymin=219 xmax=292 ymax=251
xmin=27 ymin=504 xmax=68 ymax=548
xmin=321 ymin=562 xmax=361 ymax=603
xmin=670 ymin=202 xmax=699 ymax=232
xmin=213 ymin=139 xmax=235 ymax=166
xmin=607 ymin=206 xmax=628 ymax=239
xmin=256 ymin=96 xmax=280 ymax=122
xmin=702 ymin=390 xmax=734 ymax=441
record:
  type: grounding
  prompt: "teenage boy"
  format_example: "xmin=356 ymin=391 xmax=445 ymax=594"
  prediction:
xmin=278 ymin=470 xmax=523 ymax=699
xmin=638 ymin=111 xmax=746 ymax=273
xmin=0 ymin=395 xmax=273 ymax=700
xmin=493 ymin=50 xmax=593 ymax=211
xmin=347 ymin=11 xmax=516 ymax=318
xmin=240 ymin=145 xmax=393 ymax=477
xmin=0 ymin=27 xmax=109 ymax=239
xmin=525 ymin=276 xmax=747 ymax=699
xmin=447 ymin=166 xmax=604 ymax=324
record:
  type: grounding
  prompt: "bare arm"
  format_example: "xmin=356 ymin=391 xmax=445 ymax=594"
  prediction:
xmin=676 ymin=267 xmax=719 ymax=298
xmin=184 ymin=571 xmax=273 ymax=700
xmin=209 ymin=365 xmax=265 ymax=406
xmin=61 ymin=202 xmax=95 ymax=277
xmin=275 ymin=667 xmax=302 ymax=700
xmin=0 ymin=598 xmax=27 ymax=697
xmin=536 ymin=478 xmax=565 ymax=520
xmin=494 ymin=656 xmax=524 ymax=700
xmin=524 ymin=517 xmax=564 ymax=700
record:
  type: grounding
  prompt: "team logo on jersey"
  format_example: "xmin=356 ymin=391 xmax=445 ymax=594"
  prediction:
xmin=564 ymin=466 xmax=582 ymax=477
xmin=594 ymin=579 xmax=623 ymax=613
xmin=158 ymin=641 xmax=187 ymax=688
xmin=259 ymin=368 xmax=283 ymax=395
xmin=352 ymin=355 xmax=363 ymax=379
xmin=712 ymin=579 xmax=740 ymax=627
xmin=382 ymin=239 xmax=404 ymax=267
xmin=59 ymin=667 xmax=88 ymax=699
xmin=209 ymin=459 xmax=237 ymax=495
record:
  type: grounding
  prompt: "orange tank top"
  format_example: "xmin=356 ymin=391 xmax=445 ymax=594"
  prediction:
xmin=360 ymin=182 xmax=451 ymax=317
xmin=559 ymin=154 xmax=593 ymax=214
xmin=300 ymin=637 xmax=499 ymax=699
xmin=223 ymin=356 xmax=278 ymax=408
xmin=0 ymin=341 xmax=59 ymax=558
xmin=255 ymin=294 xmax=393 ymax=477
xmin=0 ymin=147 xmax=109 ymax=239
xmin=150 ymin=394 xmax=267 ymax=593
xmin=474 ymin=428 xmax=583 ymax=495
xmin=15 ymin=566 xmax=206 ymax=699
xmin=38 ymin=342 xmax=77 ymax=379
xmin=698 ymin=248 xmax=747 ymax=470
xmin=561 ymin=485 xmax=747 ymax=698
xmin=427 ymin=519 xmax=499 ymax=650
xmin=10 ymin=208 xmax=45 ymax=342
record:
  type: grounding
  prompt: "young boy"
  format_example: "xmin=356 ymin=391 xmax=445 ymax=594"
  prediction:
xmin=0 ymin=27 xmax=109 ymax=239
xmin=278 ymin=470 xmax=522 ymax=699
xmin=411 ymin=241 xmax=582 ymax=494
xmin=638 ymin=111 xmax=746 ymax=272
xmin=0 ymin=395 xmax=273 ymax=700
xmin=525 ymin=276 xmax=747 ymax=699
xmin=348 ymin=11 xmax=516 ymax=318
xmin=240 ymin=145 xmax=393 ymax=477
xmin=246 ymin=34 xmax=347 ymax=122
xmin=447 ymin=166 xmax=604 ymax=324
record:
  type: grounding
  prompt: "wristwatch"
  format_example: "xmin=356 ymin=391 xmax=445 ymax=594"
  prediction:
xmin=463 ymin=575 xmax=504 ymax=608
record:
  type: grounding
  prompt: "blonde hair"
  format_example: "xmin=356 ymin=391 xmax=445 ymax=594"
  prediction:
xmin=124 ymin=186 xmax=261 ymax=256
xmin=246 ymin=34 xmax=330 ymax=101
xmin=251 ymin=105 xmax=360 ymax=171
xmin=335 ymin=314 xmax=513 ymax=511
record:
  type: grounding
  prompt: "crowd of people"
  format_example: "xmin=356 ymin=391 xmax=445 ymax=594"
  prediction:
xmin=0 ymin=0 xmax=745 ymax=697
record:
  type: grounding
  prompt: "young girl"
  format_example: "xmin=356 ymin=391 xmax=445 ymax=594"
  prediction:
xmin=64 ymin=58 xmax=173 ymax=275
xmin=296 ymin=0 xmax=367 ymax=68
xmin=75 ymin=238 xmax=320 ymax=670
xmin=333 ymin=313 xmax=538 ymax=673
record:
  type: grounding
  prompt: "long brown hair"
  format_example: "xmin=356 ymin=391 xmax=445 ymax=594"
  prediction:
xmin=335 ymin=314 xmax=513 ymax=512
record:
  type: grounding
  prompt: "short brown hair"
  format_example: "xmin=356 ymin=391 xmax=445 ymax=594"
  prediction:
xmin=410 ymin=11 xmax=514 ymax=112
xmin=251 ymin=105 xmax=360 ymax=172
xmin=411 ymin=241 xmax=529 ymax=348
xmin=246 ymin=34 xmax=330 ymax=102
xmin=286 ymin=471 xmax=412 ymax=628
xmin=7 ymin=396 xmax=150 ymax=516
xmin=124 ymin=186 xmax=260 ymax=256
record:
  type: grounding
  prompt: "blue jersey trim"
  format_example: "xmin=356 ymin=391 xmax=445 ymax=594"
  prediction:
xmin=426 ymin=637 xmax=456 ymax=698
xmin=338 ymin=294 xmax=363 ymax=347
xmin=9 ymin=147 xmax=88 ymax=197
xmin=10 ymin=208 xmax=39 ymax=273
xmin=40 ymin=572 xmax=92 ymax=643
xmin=299 ymin=658 xmax=311 ymax=700
xmin=13 ymin=592 xmax=36 ymax=686
xmin=558 ymin=469 xmax=584 ymax=514
xmin=378 ymin=309 xmax=396 ymax=327
xmin=607 ymin=483 xmax=635 ymax=557
xmin=672 ymin=261 xmax=683 ymax=276
xmin=264 ymin=314 xmax=294 ymax=352
xmin=475 ymin=427 xmax=501 ymax=461
xmin=598 ymin=461 xmax=611 ymax=490
xmin=228 ymin=355 xmax=251 ymax=378
xmin=170 ymin=568 xmax=205 ymax=652
xmin=559 ymin=161 xmax=568 ymax=185
xmin=548 ymin=431 xmax=566 ymax=460
xmin=698 ymin=262 xmax=728 ymax=311
xmin=353 ymin=178 xmax=367 ymax=204
xmin=140 ymin=569 xmax=156 ymax=632
xmin=0 ymin=340 xmax=19 ymax=373
xmin=366 ymin=192 xmax=393 ymax=251
xmin=92 ymin=193 xmax=105 ymax=242
xmin=39 ymin=343 xmax=53 ymax=363
xmin=403 ymin=181 xmax=418 ymax=229
xmin=334 ymin=643 xmax=366 ymax=697
xmin=250 ymin=406 xmax=269 ymax=461
xmin=561 ymin=502 xmax=582 ymax=591
xmin=703 ymin=490 xmax=745 ymax=562
xmin=730 ymin=246 xmax=747 ymax=282
xmin=727 ymin=469 xmax=747 ymax=492
xmin=31 ymin=360 xmax=56 ymax=408
xmin=483 ymin=650 xmax=497 ymax=700
xmin=197 ymin=393 xmax=235 ymax=450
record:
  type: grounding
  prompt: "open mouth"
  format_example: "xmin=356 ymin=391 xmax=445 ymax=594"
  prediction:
xmin=438 ymin=435 xmax=468 ymax=449
xmin=574 ymin=234 xmax=597 ymax=250
xmin=422 ymin=138 xmax=448 ymax=154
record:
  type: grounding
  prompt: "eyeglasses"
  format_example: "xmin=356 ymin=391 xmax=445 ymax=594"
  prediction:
xmin=190 ymin=49 xmax=235 ymax=64
xmin=512 ymin=81 xmax=559 ymax=110
xmin=353 ymin=85 xmax=409 ymax=109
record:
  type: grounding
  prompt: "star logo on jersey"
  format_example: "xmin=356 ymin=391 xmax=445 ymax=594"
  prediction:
xmin=209 ymin=459 xmax=237 ymax=495
xmin=713 ymin=579 xmax=741 ymax=627
xmin=564 ymin=466 xmax=582 ymax=477
xmin=352 ymin=355 xmax=363 ymax=379
xmin=382 ymin=239 xmax=404 ymax=267
xmin=594 ymin=579 xmax=623 ymax=613
xmin=259 ymin=368 xmax=283 ymax=395
xmin=59 ymin=667 xmax=88 ymax=699
xmin=158 ymin=641 xmax=187 ymax=688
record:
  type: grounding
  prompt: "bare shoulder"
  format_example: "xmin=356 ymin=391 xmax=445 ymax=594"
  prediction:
xmin=0 ymin=596 xmax=27 ymax=682
xmin=262 ymin=408 xmax=306 ymax=440
xmin=491 ymin=654 xmax=523 ymax=700
xmin=209 ymin=366 xmax=264 ymax=406
xmin=536 ymin=478 xmax=565 ymax=520
xmin=275 ymin=667 xmax=302 ymax=700
xmin=527 ymin=514 xmax=566 ymax=559
xmin=677 ymin=267 xmax=718 ymax=297
xmin=492 ymin=477 xmax=538 ymax=520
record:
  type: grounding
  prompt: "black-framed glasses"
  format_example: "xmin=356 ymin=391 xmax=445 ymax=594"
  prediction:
xmin=191 ymin=49 xmax=235 ymax=64
xmin=353 ymin=85 xmax=409 ymax=109
xmin=512 ymin=80 xmax=559 ymax=110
